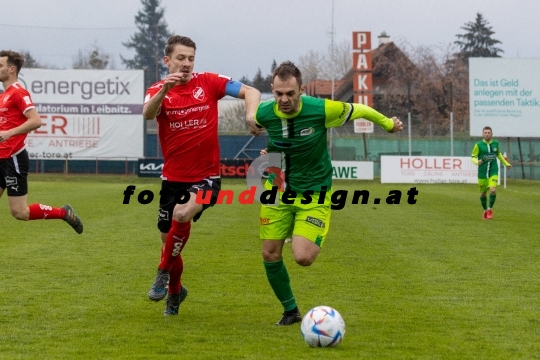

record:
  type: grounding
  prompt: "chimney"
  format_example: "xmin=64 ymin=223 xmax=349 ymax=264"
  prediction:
xmin=378 ymin=31 xmax=390 ymax=46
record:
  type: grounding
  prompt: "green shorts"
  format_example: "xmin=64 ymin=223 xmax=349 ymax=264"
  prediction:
xmin=478 ymin=175 xmax=498 ymax=192
xmin=259 ymin=189 xmax=332 ymax=248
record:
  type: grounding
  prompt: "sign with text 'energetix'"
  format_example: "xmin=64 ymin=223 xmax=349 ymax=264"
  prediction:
xmin=17 ymin=69 xmax=144 ymax=160
xmin=469 ymin=58 xmax=540 ymax=137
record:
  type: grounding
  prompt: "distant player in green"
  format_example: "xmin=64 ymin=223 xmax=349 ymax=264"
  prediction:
xmin=471 ymin=126 xmax=511 ymax=219
xmin=250 ymin=61 xmax=403 ymax=325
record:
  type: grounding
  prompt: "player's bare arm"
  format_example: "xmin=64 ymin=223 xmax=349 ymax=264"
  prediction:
xmin=0 ymin=108 xmax=41 ymax=143
xmin=238 ymin=84 xmax=263 ymax=136
xmin=142 ymin=73 xmax=184 ymax=120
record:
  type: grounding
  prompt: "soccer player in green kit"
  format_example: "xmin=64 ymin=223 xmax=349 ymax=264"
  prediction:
xmin=471 ymin=126 xmax=511 ymax=220
xmin=249 ymin=61 xmax=403 ymax=325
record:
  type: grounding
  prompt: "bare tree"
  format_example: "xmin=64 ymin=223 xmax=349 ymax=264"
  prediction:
xmin=73 ymin=44 xmax=110 ymax=69
xmin=219 ymin=102 xmax=248 ymax=133
xmin=297 ymin=40 xmax=352 ymax=83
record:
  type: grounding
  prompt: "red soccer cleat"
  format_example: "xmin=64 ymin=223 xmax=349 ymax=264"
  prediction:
xmin=483 ymin=210 xmax=488 ymax=220
xmin=486 ymin=209 xmax=493 ymax=219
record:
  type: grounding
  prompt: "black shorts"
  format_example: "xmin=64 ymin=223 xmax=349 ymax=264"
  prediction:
xmin=158 ymin=177 xmax=221 ymax=233
xmin=0 ymin=149 xmax=29 ymax=197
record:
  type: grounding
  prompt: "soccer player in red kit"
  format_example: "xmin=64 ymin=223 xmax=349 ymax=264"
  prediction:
xmin=0 ymin=50 xmax=83 ymax=233
xmin=143 ymin=36 xmax=261 ymax=315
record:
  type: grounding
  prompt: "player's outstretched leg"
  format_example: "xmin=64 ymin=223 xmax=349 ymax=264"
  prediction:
xmin=148 ymin=268 xmax=170 ymax=301
xmin=163 ymin=286 xmax=188 ymax=316
xmin=276 ymin=307 xmax=302 ymax=326
xmin=62 ymin=204 xmax=83 ymax=234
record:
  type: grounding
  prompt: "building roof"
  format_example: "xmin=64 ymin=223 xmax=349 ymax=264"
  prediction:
xmin=305 ymin=41 xmax=416 ymax=102
xmin=304 ymin=80 xmax=346 ymax=98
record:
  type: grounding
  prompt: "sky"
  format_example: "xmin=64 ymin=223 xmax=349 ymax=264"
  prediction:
xmin=2 ymin=0 xmax=539 ymax=81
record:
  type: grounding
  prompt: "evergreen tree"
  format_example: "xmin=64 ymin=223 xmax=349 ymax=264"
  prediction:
xmin=455 ymin=13 xmax=503 ymax=59
xmin=251 ymin=68 xmax=267 ymax=92
xmin=122 ymin=0 xmax=172 ymax=89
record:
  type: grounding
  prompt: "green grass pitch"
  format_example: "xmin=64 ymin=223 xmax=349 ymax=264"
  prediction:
xmin=1 ymin=175 xmax=539 ymax=359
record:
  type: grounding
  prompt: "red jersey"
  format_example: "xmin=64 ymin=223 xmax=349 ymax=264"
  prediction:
xmin=0 ymin=82 xmax=35 ymax=159
xmin=145 ymin=72 xmax=229 ymax=182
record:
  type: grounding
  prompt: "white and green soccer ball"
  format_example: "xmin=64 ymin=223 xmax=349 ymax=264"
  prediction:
xmin=300 ymin=306 xmax=345 ymax=347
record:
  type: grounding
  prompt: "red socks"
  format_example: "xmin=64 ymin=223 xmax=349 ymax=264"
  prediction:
xmin=168 ymin=256 xmax=184 ymax=294
xmin=28 ymin=204 xmax=66 ymax=220
xmin=159 ymin=220 xmax=191 ymax=271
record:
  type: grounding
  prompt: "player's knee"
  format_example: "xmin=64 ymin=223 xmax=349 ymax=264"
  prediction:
xmin=294 ymin=254 xmax=316 ymax=267
xmin=172 ymin=207 xmax=193 ymax=222
xmin=262 ymin=248 xmax=281 ymax=262
xmin=490 ymin=188 xmax=496 ymax=195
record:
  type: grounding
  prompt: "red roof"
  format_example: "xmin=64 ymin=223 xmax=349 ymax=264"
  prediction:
xmin=304 ymin=80 xmax=346 ymax=98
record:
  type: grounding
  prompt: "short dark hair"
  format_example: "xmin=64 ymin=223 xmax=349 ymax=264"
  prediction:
xmin=272 ymin=61 xmax=302 ymax=86
xmin=483 ymin=126 xmax=492 ymax=132
xmin=165 ymin=36 xmax=196 ymax=57
xmin=0 ymin=50 xmax=24 ymax=74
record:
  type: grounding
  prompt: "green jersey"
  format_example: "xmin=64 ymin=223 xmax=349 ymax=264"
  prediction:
xmin=255 ymin=95 xmax=394 ymax=193
xmin=471 ymin=139 xmax=509 ymax=179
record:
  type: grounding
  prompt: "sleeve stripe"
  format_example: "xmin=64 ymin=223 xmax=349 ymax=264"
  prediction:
xmin=341 ymin=103 xmax=354 ymax=125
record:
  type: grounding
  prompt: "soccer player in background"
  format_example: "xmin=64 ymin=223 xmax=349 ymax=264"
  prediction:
xmin=252 ymin=61 xmax=403 ymax=325
xmin=471 ymin=126 xmax=511 ymax=219
xmin=0 ymin=50 xmax=83 ymax=234
xmin=143 ymin=36 xmax=261 ymax=315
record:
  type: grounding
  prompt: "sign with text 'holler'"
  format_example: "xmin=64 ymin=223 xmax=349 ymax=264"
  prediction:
xmin=18 ymin=69 xmax=144 ymax=160
xmin=381 ymin=156 xmax=479 ymax=184
xmin=469 ymin=58 xmax=540 ymax=137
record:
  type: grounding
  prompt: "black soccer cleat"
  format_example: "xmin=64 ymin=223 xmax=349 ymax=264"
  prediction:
xmin=275 ymin=307 xmax=302 ymax=326
xmin=163 ymin=286 xmax=188 ymax=316
xmin=62 ymin=204 xmax=83 ymax=234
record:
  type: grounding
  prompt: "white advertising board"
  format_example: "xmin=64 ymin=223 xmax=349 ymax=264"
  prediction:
xmin=17 ymin=69 xmax=144 ymax=160
xmin=381 ymin=156 xmax=480 ymax=184
xmin=331 ymin=161 xmax=373 ymax=180
xmin=353 ymin=119 xmax=374 ymax=133
xmin=469 ymin=58 xmax=540 ymax=137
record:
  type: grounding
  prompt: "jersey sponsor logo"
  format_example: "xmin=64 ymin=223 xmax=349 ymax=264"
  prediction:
xmin=260 ymin=217 xmax=270 ymax=225
xmin=306 ymin=216 xmax=325 ymax=228
xmin=165 ymin=104 xmax=210 ymax=116
xmin=169 ymin=118 xmax=207 ymax=131
xmin=193 ymin=87 xmax=205 ymax=101
xmin=5 ymin=176 xmax=17 ymax=187
xmin=482 ymin=154 xmax=497 ymax=162
xmin=298 ymin=127 xmax=314 ymax=136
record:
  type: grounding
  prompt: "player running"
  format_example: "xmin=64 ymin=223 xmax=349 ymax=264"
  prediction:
xmin=143 ymin=35 xmax=261 ymax=315
xmin=471 ymin=126 xmax=511 ymax=219
xmin=253 ymin=61 xmax=403 ymax=325
xmin=0 ymin=50 xmax=83 ymax=234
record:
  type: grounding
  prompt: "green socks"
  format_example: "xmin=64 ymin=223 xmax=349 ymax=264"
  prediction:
xmin=264 ymin=260 xmax=297 ymax=311
xmin=489 ymin=194 xmax=496 ymax=208
xmin=480 ymin=196 xmax=488 ymax=210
